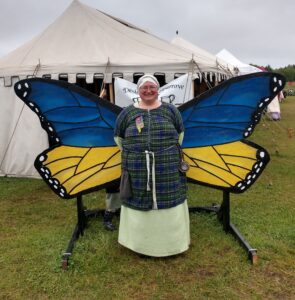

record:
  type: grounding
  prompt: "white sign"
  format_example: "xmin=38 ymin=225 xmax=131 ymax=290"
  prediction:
xmin=114 ymin=74 xmax=193 ymax=108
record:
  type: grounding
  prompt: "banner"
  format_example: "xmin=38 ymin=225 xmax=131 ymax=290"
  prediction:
xmin=114 ymin=74 xmax=193 ymax=108
xmin=114 ymin=78 xmax=140 ymax=107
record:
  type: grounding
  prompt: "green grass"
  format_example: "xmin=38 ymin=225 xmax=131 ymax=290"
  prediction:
xmin=1 ymin=97 xmax=295 ymax=299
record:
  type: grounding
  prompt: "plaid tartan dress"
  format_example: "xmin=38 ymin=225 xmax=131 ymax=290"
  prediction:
xmin=115 ymin=102 xmax=187 ymax=210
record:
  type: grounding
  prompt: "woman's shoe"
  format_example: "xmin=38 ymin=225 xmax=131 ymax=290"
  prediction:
xmin=103 ymin=210 xmax=116 ymax=231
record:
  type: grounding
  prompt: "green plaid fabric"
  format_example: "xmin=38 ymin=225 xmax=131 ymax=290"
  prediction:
xmin=114 ymin=103 xmax=187 ymax=210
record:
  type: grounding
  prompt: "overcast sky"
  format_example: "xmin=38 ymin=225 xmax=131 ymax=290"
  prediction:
xmin=0 ymin=0 xmax=294 ymax=68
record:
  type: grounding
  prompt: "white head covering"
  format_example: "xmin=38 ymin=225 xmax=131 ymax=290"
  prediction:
xmin=137 ymin=74 xmax=160 ymax=89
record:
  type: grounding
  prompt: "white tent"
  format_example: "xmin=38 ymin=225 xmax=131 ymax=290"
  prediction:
xmin=216 ymin=49 xmax=261 ymax=75
xmin=0 ymin=0 xmax=231 ymax=178
xmin=171 ymin=36 xmax=235 ymax=81
xmin=0 ymin=1 xmax=230 ymax=83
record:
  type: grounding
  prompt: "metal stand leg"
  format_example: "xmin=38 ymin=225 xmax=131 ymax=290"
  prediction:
xmin=61 ymin=196 xmax=106 ymax=269
xmin=61 ymin=195 xmax=86 ymax=269
xmin=189 ymin=191 xmax=258 ymax=264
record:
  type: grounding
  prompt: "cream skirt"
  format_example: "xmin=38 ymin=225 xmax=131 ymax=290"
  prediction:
xmin=118 ymin=200 xmax=190 ymax=257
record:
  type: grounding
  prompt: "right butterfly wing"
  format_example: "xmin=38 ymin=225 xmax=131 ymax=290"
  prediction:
xmin=15 ymin=78 xmax=121 ymax=147
xmin=36 ymin=145 xmax=121 ymax=198
xmin=15 ymin=78 xmax=122 ymax=199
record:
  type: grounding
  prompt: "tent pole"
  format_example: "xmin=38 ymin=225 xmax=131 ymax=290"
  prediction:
xmin=108 ymin=83 xmax=115 ymax=103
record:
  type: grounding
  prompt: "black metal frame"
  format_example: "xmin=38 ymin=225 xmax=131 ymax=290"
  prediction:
xmin=61 ymin=191 xmax=257 ymax=269
xmin=61 ymin=195 xmax=104 ymax=269
xmin=189 ymin=191 xmax=258 ymax=264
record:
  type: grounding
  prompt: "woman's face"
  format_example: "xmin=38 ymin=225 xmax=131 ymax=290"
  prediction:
xmin=138 ymin=81 xmax=159 ymax=104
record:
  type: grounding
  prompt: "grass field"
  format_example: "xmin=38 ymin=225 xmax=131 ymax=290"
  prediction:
xmin=0 ymin=96 xmax=294 ymax=299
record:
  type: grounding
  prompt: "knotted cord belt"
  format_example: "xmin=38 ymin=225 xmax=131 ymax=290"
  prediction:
xmin=145 ymin=150 xmax=157 ymax=209
xmin=124 ymin=145 xmax=176 ymax=210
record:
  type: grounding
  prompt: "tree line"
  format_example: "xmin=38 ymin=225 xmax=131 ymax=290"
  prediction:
xmin=260 ymin=64 xmax=295 ymax=82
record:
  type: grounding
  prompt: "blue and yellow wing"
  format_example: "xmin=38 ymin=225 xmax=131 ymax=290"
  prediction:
xmin=14 ymin=78 xmax=122 ymax=199
xmin=15 ymin=73 xmax=286 ymax=198
xmin=179 ymin=72 xmax=285 ymax=193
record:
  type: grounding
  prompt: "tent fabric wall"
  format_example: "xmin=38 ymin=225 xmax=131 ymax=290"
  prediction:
xmin=0 ymin=0 xmax=231 ymax=178
xmin=0 ymin=78 xmax=48 ymax=178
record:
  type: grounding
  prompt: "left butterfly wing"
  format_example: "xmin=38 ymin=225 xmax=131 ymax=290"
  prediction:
xmin=183 ymin=140 xmax=269 ymax=193
xmin=14 ymin=78 xmax=122 ymax=198
xmin=179 ymin=72 xmax=285 ymax=193
xmin=179 ymin=72 xmax=285 ymax=147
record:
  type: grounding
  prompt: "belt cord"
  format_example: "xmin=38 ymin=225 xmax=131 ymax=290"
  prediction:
xmin=145 ymin=150 xmax=151 ymax=191
xmin=145 ymin=150 xmax=158 ymax=209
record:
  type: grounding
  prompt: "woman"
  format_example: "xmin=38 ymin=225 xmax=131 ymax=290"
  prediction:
xmin=114 ymin=74 xmax=190 ymax=257
xmin=99 ymin=87 xmax=121 ymax=231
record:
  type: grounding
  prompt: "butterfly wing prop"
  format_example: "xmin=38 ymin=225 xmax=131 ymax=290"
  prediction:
xmin=179 ymin=72 xmax=285 ymax=193
xmin=14 ymin=78 xmax=122 ymax=199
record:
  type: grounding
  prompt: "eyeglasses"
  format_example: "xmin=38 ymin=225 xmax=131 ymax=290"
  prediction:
xmin=139 ymin=86 xmax=158 ymax=91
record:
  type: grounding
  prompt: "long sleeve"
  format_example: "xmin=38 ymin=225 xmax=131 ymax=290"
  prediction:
xmin=178 ymin=131 xmax=184 ymax=145
xmin=114 ymin=136 xmax=123 ymax=150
